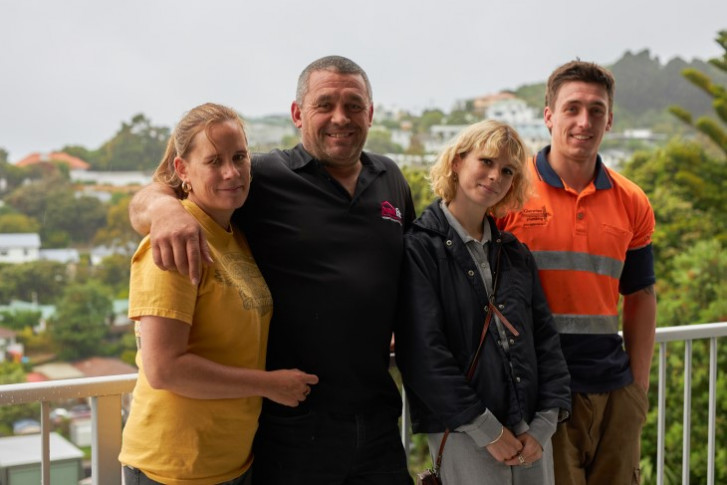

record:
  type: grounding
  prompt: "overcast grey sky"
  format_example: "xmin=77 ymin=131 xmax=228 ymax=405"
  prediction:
xmin=1 ymin=0 xmax=726 ymax=162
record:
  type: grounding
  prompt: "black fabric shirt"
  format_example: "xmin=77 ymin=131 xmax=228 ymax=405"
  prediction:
xmin=232 ymin=144 xmax=415 ymax=416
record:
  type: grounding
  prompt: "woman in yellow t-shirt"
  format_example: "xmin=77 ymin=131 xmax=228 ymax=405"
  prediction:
xmin=119 ymin=103 xmax=319 ymax=485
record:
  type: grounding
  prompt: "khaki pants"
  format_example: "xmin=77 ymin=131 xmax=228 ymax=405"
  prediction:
xmin=552 ymin=382 xmax=649 ymax=485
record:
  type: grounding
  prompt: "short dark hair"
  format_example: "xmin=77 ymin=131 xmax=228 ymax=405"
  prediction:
xmin=546 ymin=61 xmax=615 ymax=110
xmin=295 ymin=55 xmax=373 ymax=106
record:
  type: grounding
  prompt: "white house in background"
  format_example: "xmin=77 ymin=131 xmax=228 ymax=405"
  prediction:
xmin=0 ymin=300 xmax=56 ymax=333
xmin=245 ymin=115 xmax=298 ymax=146
xmin=425 ymin=125 xmax=469 ymax=154
xmin=70 ymin=170 xmax=152 ymax=187
xmin=485 ymin=97 xmax=539 ymax=125
xmin=390 ymin=129 xmax=412 ymax=151
xmin=89 ymin=243 xmax=136 ymax=266
xmin=39 ymin=248 xmax=80 ymax=264
xmin=510 ymin=120 xmax=552 ymax=156
xmin=0 ymin=233 xmax=40 ymax=264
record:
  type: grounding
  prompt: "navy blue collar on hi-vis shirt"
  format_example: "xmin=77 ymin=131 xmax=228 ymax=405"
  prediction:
xmin=535 ymin=145 xmax=612 ymax=190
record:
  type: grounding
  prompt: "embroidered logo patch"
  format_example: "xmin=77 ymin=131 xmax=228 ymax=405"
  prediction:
xmin=522 ymin=206 xmax=551 ymax=227
xmin=380 ymin=201 xmax=403 ymax=225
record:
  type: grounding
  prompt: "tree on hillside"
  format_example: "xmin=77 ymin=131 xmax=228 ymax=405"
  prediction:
xmin=622 ymin=140 xmax=727 ymax=278
xmin=5 ymin=175 xmax=106 ymax=247
xmin=45 ymin=194 xmax=106 ymax=244
xmin=444 ymin=110 xmax=474 ymax=125
xmin=61 ymin=144 xmax=99 ymax=168
xmin=416 ymin=109 xmax=445 ymax=133
xmin=658 ymin=239 xmax=727 ymax=326
xmin=49 ymin=282 xmax=112 ymax=360
xmin=365 ymin=129 xmax=403 ymax=154
xmin=92 ymin=253 xmax=132 ymax=298
xmin=669 ymin=30 xmax=727 ymax=157
xmin=624 ymin=138 xmax=726 ymax=215
xmin=400 ymin=166 xmax=434 ymax=216
xmin=0 ymin=213 xmax=40 ymax=233
xmin=0 ymin=309 xmax=42 ymax=331
xmin=93 ymin=195 xmax=140 ymax=250
xmin=0 ymin=260 xmax=69 ymax=304
xmin=0 ymin=155 xmax=33 ymax=194
xmin=638 ymin=239 xmax=727 ymax=484
xmin=619 ymin=37 xmax=727 ymax=478
xmin=94 ymin=114 xmax=170 ymax=171
xmin=0 ymin=362 xmax=39 ymax=436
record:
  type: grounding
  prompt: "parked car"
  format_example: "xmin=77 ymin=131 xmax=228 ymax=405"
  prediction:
xmin=69 ymin=403 xmax=91 ymax=419
xmin=13 ymin=418 xmax=40 ymax=435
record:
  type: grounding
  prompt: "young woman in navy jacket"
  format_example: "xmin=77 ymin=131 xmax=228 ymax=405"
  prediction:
xmin=397 ymin=120 xmax=570 ymax=485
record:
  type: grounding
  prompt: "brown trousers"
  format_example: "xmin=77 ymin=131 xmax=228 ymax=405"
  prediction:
xmin=552 ymin=382 xmax=649 ymax=485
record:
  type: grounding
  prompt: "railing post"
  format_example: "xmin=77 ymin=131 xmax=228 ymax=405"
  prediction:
xmin=657 ymin=341 xmax=666 ymax=485
xmin=40 ymin=401 xmax=51 ymax=485
xmin=91 ymin=395 xmax=123 ymax=485
xmin=682 ymin=340 xmax=692 ymax=485
xmin=707 ymin=338 xmax=717 ymax=485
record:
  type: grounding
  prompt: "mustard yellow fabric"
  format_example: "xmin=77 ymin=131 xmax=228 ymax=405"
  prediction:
xmin=120 ymin=199 xmax=272 ymax=485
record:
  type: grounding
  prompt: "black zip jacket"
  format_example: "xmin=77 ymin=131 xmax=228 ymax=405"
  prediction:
xmin=396 ymin=200 xmax=571 ymax=433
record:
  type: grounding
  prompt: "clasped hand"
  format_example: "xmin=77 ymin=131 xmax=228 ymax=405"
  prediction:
xmin=486 ymin=429 xmax=543 ymax=466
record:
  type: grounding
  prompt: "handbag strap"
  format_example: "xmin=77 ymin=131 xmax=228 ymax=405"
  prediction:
xmin=433 ymin=239 xmax=504 ymax=474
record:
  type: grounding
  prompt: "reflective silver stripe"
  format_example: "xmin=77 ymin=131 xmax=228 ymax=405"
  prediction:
xmin=553 ymin=314 xmax=620 ymax=334
xmin=532 ymin=250 xmax=623 ymax=279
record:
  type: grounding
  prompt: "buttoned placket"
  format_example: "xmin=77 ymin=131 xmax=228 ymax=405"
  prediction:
xmin=439 ymin=202 xmax=516 ymax=358
xmin=466 ymin=239 xmax=513 ymax=356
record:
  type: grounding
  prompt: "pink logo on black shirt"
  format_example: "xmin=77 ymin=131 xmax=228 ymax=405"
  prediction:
xmin=381 ymin=201 xmax=403 ymax=225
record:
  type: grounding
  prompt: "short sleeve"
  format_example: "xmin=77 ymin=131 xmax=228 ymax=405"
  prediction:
xmin=128 ymin=238 xmax=197 ymax=324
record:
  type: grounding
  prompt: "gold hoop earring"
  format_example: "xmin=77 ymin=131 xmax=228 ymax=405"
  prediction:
xmin=182 ymin=181 xmax=192 ymax=193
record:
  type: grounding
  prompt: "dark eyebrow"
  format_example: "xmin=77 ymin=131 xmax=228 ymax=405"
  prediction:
xmin=564 ymin=98 xmax=607 ymax=108
xmin=345 ymin=93 xmax=366 ymax=104
xmin=313 ymin=94 xmax=333 ymax=104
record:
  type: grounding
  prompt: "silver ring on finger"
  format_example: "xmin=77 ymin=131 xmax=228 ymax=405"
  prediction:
xmin=517 ymin=454 xmax=526 ymax=465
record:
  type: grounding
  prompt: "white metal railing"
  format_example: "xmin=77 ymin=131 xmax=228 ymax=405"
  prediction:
xmin=0 ymin=322 xmax=726 ymax=485
xmin=652 ymin=322 xmax=727 ymax=485
xmin=0 ymin=373 xmax=136 ymax=485
xmin=399 ymin=322 xmax=727 ymax=485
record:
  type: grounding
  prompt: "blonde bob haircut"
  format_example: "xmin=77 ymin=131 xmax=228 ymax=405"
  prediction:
xmin=430 ymin=120 xmax=531 ymax=217
xmin=153 ymin=103 xmax=246 ymax=199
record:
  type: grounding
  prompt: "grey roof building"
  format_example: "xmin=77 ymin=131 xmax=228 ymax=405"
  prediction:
xmin=0 ymin=433 xmax=83 ymax=485
xmin=0 ymin=234 xmax=41 ymax=264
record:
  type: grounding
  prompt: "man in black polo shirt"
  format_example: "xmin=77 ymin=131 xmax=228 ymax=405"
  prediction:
xmin=129 ymin=56 xmax=414 ymax=484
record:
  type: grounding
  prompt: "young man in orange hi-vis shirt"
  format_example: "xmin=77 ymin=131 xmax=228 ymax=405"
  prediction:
xmin=498 ymin=61 xmax=657 ymax=485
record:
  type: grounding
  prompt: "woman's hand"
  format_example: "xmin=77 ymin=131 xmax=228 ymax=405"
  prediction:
xmin=504 ymin=432 xmax=543 ymax=467
xmin=485 ymin=427 xmax=523 ymax=463
xmin=140 ymin=316 xmax=319 ymax=402
xmin=129 ymin=182 xmax=212 ymax=284
xmin=264 ymin=369 xmax=320 ymax=407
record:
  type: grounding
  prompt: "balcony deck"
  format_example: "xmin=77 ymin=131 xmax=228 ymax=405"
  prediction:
xmin=1 ymin=322 xmax=726 ymax=485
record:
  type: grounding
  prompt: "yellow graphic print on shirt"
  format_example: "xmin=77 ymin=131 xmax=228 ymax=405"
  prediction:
xmin=214 ymin=252 xmax=273 ymax=315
